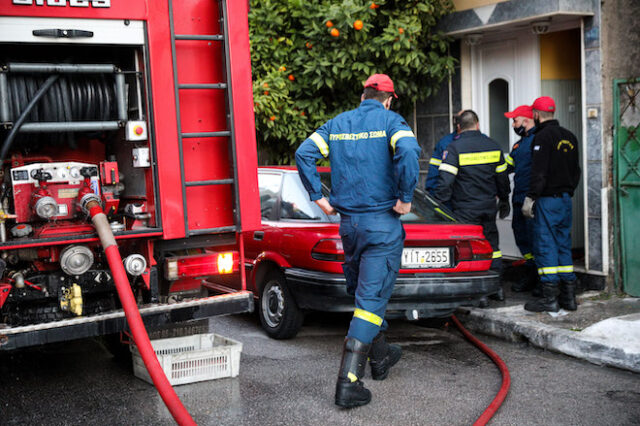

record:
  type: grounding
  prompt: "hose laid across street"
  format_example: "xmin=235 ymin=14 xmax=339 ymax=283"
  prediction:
xmin=451 ymin=315 xmax=511 ymax=426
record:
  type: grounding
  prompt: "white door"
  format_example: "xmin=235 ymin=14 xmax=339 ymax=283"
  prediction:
xmin=471 ymin=31 xmax=540 ymax=258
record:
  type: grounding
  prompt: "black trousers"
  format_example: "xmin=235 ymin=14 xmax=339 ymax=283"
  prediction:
xmin=454 ymin=209 xmax=501 ymax=272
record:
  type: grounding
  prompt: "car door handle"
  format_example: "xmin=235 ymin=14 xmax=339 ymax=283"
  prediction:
xmin=253 ymin=231 xmax=264 ymax=241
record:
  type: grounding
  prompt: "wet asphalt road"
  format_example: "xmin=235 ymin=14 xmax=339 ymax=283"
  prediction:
xmin=1 ymin=312 xmax=639 ymax=425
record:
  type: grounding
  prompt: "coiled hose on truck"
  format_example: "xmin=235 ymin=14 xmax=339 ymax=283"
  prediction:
xmin=1 ymin=74 xmax=118 ymax=154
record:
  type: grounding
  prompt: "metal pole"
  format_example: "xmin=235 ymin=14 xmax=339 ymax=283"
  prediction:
xmin=0 ymin=73 xmax=9 ymax=123
xmin=19 ymin=121 xmax=121 ymax=132
xmin=115 ymin=73 xmax=127 ymax=121
xmin=7 ymin=63 xmax=117 ymax=74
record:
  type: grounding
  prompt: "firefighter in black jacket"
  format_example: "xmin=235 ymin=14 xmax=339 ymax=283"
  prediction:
xmin=434 ymin=110 xmax=511 ymax=272
xmin=522 ymin=96 xmax=581 ymax=312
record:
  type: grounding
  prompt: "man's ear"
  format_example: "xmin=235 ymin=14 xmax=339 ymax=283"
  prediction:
xmin=361 ymin=93 xmax=366 ymax=102
xmin=383 ymin=96 xmax=392 ymax=110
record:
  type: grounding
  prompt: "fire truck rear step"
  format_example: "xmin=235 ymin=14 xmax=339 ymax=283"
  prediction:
xmin=0 ymin=291 xmax=253 ymax=351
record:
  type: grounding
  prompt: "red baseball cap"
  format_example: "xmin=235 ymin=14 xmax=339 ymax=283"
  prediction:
xmin=364 ymin=74 xmax=398 ymax=98
xmin=531 ymin=96 xmax=556 ymax=112
xmin=504 ymin=105 xmax=533 ymax=119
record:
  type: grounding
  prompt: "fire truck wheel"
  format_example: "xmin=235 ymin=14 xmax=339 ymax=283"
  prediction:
xmin=259 ymin=271 xmax=303 ymax=339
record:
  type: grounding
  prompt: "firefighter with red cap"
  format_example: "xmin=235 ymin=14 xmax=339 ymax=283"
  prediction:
xmin=522 ymin=96 xmax=581 ymax=312
xmin=296 ymin=73 xmax=421 ymax=408
xmin=503 ymin=104 xmax=538 ymax=293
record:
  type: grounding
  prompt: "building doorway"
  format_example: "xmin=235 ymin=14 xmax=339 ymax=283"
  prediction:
xmin=471 ymin=28 xmax=585 ymax=264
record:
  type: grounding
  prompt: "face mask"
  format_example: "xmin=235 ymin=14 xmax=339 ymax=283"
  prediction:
xmin=513 ymin=125 xmax=526 ymax=137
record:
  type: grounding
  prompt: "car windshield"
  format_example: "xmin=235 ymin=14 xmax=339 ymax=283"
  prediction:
xmin=319 ymin=172 xmax=456 ymax=224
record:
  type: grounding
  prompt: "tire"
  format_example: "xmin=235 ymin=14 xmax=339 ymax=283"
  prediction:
xmin=258 ymin=271 xmax=304 ymax=339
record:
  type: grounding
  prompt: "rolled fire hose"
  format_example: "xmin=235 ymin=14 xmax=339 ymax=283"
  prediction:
xmin=86 ymin=200 xmax=196 ymax=426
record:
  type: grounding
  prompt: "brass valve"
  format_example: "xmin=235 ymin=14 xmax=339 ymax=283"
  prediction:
xmin=60 ymin=283 xmax=83 ymax=316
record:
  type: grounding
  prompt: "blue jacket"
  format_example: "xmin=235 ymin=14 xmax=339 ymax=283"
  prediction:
xmin=295 ymin=99 xmax=421 ymax=215
xmin=425 ymin=131 xmax=456 ymax=195
xmin=505 ymin=126 xmax=536 ymax=204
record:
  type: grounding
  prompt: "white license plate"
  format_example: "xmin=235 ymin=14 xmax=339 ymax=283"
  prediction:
xmin=402 ymin=247 xmax=451 ymax=269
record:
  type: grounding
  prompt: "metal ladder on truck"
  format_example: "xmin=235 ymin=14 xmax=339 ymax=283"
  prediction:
xmin=167 ymin=0 xmax=242 ymax=238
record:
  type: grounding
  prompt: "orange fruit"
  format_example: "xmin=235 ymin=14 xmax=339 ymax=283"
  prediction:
xmin=269 ymin=115 xmax=276 ymax=121
xmin=326 ymin=20 xmax=333 ymax=28
xmin=353 ymin=20 xmax=363 ymax=30
xmin=330 ymin=28 xmax=340 ymax=37
xmin=263 ymin=82 xmax=269 ymax=88
xmin=370 ymin=2 xmax=379 ymax=9
xmin=398 ymin=27 xmax=404 ymax=34
xmin=263 ymin=91 xmax=269 ymax=95
xmin=279 ymin=65 xmax=286 ymax=72
xmin=288 ymin=74 xmax=295 ymax=81
xmin=305 ymin=42 xmax=312 ymax=49
xmin=301 ymin=111 xmax=306 ymax=116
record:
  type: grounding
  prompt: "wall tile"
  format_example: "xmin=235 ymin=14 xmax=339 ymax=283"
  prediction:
xmin=586 ymin=108 xmax=602 ymax=161
xmin=585 ymin=49 xmax=602 ymax=105
xmin=588 ymin=217 xmax=603 ymax=271
xmin=587 ymin=161 xmax=602 ymax=216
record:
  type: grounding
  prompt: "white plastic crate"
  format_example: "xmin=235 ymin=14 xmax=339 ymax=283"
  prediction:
xmin=130 ymin=333 xmax=242 ymax=386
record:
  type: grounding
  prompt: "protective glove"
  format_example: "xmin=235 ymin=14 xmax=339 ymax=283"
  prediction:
xmin=522 ymin=196 xmax=535 ymax=219
xmin=498 ymin=199 xmax=511 ymax=219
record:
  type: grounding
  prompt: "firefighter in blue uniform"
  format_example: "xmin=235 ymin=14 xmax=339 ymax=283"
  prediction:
xmin=522 ymin=96 xmax=581 ymax=312
xmin=504 ymin=105 xmax=538 ymax=293
xmin=295 ymin=74 xmax=421 ymax=408
xmin=425 ymin=130 xmax=457 ymax=196
xmin=434 ymin=110 xmax=511 ymax=273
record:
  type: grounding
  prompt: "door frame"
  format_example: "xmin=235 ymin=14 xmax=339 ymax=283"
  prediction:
xmin=613 ymin=77 xmax=640 ymax=295
xmin=469 ymin=30 xmax=540 ymax=258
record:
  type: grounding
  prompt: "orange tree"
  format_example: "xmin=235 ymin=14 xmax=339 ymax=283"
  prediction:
xmin=249 ymin=0 xmax=455 ymax=163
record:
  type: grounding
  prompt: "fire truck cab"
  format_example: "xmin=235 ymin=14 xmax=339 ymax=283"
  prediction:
xmin=0 ymin=0 xmax=260 ymax=350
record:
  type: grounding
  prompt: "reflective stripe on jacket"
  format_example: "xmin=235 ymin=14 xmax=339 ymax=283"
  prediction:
xmin=434 ymin=130 xmax=510 ymax=216
xmin=425 ymin=132 xmax=456 ymax=194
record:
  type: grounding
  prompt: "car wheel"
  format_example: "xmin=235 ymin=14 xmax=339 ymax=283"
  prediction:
xmin=259 ymin=271 xmax=303 ymax=339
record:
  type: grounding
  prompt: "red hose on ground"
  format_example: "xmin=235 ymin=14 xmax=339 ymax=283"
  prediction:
xmin=451 ymin=315 xmax=510 ymax=426
xmin=89 ymin=204 xmax=196 ymax=426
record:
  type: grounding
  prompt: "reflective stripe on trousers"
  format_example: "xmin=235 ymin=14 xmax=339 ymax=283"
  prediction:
xmin=532 ymin=194 xmax=577 ymax=283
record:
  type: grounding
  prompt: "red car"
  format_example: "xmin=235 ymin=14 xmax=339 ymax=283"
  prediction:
xmin=241 ymin=167 xmax=500 ymax=339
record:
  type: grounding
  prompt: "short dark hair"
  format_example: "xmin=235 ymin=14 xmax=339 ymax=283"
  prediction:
xmin=363 ymin=87 xmax=393 ymax=103
xmin=457 ymin=109 xmax=479 ymax=131
xmin=533 ymin=109 xmax=554 ymax=120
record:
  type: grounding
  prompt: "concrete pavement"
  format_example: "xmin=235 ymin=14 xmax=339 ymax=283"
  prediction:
xmin=457 ymin=283 xmax=640 ymax=373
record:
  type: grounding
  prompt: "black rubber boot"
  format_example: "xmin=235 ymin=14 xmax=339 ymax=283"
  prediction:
xmin=335 ymin=337 xmax=372 ymax=408
xmin=369 ymin=332 xmax=402 ymax=381
xmin=511 ymin=264 xmax=537 ymax=292
xmin=559 ymin=280 xmax=578 ymax=311
xmin=531 ymin=279 xmax=543 ymax=297
xmin=524 ymin=282 xmax=560 ymax=312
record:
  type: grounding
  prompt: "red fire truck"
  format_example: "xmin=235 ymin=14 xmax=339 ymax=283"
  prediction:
xmin=0 ymin=0 xmax=260 ymax=351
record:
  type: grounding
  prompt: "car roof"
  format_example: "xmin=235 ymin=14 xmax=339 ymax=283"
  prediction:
xmin=259 ymin=166 xmax=331 ymax=173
